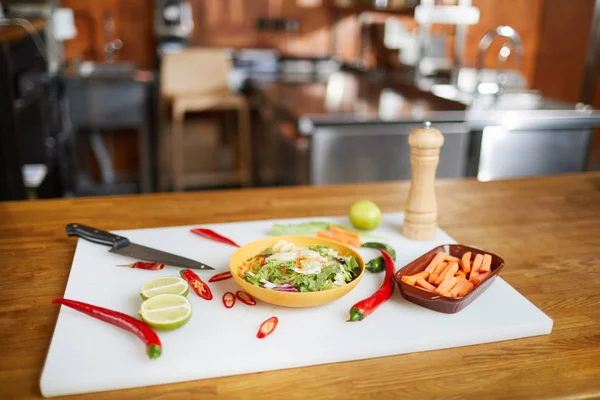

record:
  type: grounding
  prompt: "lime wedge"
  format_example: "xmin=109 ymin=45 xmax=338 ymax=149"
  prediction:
xmin=139 ymin=293 xmax=192 ymax=330
xmin=140 ymin=276 xmax=189 ymax=300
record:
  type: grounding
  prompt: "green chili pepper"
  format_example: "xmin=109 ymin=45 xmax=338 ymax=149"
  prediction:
xmin=362 ymin=242 xmax=396 ymax=273
xmin=365 ymin=257 xmax=385 ymax=273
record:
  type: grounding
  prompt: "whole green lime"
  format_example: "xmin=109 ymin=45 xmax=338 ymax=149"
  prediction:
xmin=349 ymin=200 xmax=382 ymax=230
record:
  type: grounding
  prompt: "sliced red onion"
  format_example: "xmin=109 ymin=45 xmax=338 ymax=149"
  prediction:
xmin=260 ymin=279 xmax=299 ymax=292
xmin=260 ymin=279 xmax=276 ymax=288
xmin=272 ymin=286 xmax=299 ymax=292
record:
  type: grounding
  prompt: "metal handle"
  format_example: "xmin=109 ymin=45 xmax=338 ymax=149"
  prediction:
xmin=66 ymin=223 xmax=130 ymax=249
xmin=474 ymin=25 xmax=524 ymax=97
xmin=476 ymin=25 xmax=523 ymax=70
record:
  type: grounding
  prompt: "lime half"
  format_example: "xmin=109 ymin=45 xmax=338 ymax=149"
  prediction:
xmin=140 ymin=276 xmax=189 ymax=300
xmin=139 ymin=293 xmax=192 ymax=331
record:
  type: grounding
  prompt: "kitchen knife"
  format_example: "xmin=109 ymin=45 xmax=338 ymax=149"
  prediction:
xmin=66 ymin=223 xmax=214 ymax=270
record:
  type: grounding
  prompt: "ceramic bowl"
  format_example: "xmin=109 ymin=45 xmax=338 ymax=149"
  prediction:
xmin=229 ymin=235 xmax=364 ymax=308
xmin=395 ymin=244 xmax=505 ymax=314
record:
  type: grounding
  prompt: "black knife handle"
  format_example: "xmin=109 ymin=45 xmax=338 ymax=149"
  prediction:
xmin=66 ymin=223 xmax=130 ymax=250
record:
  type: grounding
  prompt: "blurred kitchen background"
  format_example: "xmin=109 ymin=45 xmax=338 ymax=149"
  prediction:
xmin=1 ymin=0 xmax=600 ymax=201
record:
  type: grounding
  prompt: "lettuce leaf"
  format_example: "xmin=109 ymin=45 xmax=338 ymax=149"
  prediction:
xmin=268 ymin=222 xmax=331 ymax=236
xmin=267 ymin=222 xmax=358 ymax=236
xmin=309 ymin=245 xmax=337 ymax=258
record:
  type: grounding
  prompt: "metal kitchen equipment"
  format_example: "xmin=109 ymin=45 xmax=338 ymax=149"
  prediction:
xmin=0 ymin=2 xmax=79 ymax=200
xmin=66 ymin=223 xmax=215 ymax=270
xmin=154 ymin=0 xmax=194 ymax=56
xmin=413 ymin=0 xmax=480 ymax=84
xmin=62 ymin=8 xmax=155 ymax=196
xmin=471 ymin=25 xmax=530 ymax=100
xmin=250 ymin=72 xmax=469 ymax=187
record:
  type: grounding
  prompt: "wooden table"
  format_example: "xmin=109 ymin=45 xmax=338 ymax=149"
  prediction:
xmin=1 ymin=173 xmax=599 ymax=400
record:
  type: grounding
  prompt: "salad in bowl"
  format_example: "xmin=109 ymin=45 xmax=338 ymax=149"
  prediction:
xmin=229 ymin=236 xmax=364 ymax=307
xmin=239 ymin=239 xmax=361 ymax=293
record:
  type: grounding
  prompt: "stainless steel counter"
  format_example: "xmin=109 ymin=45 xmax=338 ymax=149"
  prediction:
xmin=63 ymin=64 xmax=157 ymax=194
xmin=249 ymin=71 xmax=600 ymax=185
xmin=252 ymin=72 xmax=600 ymax=130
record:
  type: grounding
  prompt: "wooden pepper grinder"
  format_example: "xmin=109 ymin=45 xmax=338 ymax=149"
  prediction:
xmin=402 ymin=122 xmax=444 ymax=241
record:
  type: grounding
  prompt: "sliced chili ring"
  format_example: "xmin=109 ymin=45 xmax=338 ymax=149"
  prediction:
xmin=257 ymin=316 xmax=278 ymax=339
xmin=118 ymin=261 xmax=165 ymax=270
xmin=236 ymin=291 xmax=256 ymax=306
xmin=180 ymin=269 xmax=213 ymax=300
xmin=222 ymin=292 xmax=236 ymax=308
xmin=209 ymin=271 xmax=233 ymax=282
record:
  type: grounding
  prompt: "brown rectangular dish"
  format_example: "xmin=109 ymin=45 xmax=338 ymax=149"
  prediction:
xmin=395 ymin=244 xmax=505 ymax=314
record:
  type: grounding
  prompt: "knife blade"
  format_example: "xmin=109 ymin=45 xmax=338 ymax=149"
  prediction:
xmin=66 ymin=223 xmax=214 ymax=270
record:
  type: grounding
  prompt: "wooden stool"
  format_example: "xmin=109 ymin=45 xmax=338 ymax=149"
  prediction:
xmin=160 ymin=48 xmax=252 ymax=191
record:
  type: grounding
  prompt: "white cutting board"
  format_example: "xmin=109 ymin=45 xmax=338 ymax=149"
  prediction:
xmin=40 ymin=213 xmax=553 ymax=397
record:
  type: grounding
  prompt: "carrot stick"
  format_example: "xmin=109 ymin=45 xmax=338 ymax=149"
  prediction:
xmin=335 ymin=233 xmax=361 ymax=247
xmin=317 ymin=230 xmax=361 ymax=247
xmin=343 ymin=236 xmax=362 ymax=248
xmin=401 ymin=271 xmax=430 ymax=286
xmin=435 ymin=262 xmax=459 ymax=286
xmin=435 ymin=276 xmax=458 ymax=295
xmin=317 ymin=230 xmax=335 ymax=239
xmin=471 ymin=272 xmax=490 ymax=285
xmin=424 ymin=252 xmax=447 ymax=273
xmin=455 ymin=270 xmax=466 ymax=279
xmin=460 ymin=252 xmax=471 ymax=273
xmin=448 ymin=278 xmax=467 ymax=297
xmin=317 ymin=230 xmax=336 ymax=242
xmin=328 ymin=226 xmax=361 ymax=241
xmin=428 ymin=261 xmax=447 ymax=284
xmin=479 ymin=254 xmax=492 ymax=273
xmin=415 ymin=278 xmax=436 ymax=292
xmin=445 ymin=255 xmax=460 ymax=262
xmin=470 ymin=254 xmax=484 ymax=280
xmin=458 ymin=280 xmax=475 ymax=296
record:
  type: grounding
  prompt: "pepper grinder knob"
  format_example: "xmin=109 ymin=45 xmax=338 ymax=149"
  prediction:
xmin=402 ymin=122 xmax=445 ymax=241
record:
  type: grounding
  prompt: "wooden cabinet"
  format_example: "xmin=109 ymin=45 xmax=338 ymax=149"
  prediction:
xmin=532 ymin=0 xmax=600 ymax=171
xmin=62 ymin=0 xmax=155 ymax=68
xmin=192 ymin=0 xmax=333 ymax=56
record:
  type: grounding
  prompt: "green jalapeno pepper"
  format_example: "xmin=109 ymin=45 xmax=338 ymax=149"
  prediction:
xmin=361 ymin=242 xmax=396 ymax=273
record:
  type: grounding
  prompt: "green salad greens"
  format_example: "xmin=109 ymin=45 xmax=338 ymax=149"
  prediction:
xmin=238 ymin=240 xmax=360 ymax=293
xmin=267 ymin=222 xmax=357 ymax=236
xmin=267 ymin=221 xmax=388 ymax=241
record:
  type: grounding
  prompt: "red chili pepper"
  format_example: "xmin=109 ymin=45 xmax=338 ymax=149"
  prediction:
xmin=236 ymin=291 xmax=256 ymax=306
xmin=180 ymin=269 xmax=213 ymax=300
xmin=52 ymin=298 xmax=162 ymax=359
xmin=117 ymin=261 xmax=165 ymax=270
xmin=209 ymin=271 xmax=233 ymax=282
xmin=190 ymin=228 xmax=240 ymax=248
xmin=348 ymin=249 xmax=395 ymax=321
xmin=222 ymin=292 xmax=236 ymax=308
xmin=257 ymin=316 xmax=278 ymax=339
